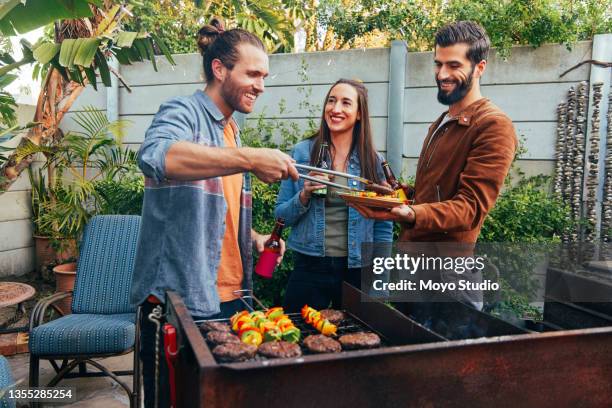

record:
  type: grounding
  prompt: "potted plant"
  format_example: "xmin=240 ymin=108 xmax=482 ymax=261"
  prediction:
xmin=28 ymin=167 xmax=77 ymax=278
xmin=18 ymin=107 xmax=135 ymax=311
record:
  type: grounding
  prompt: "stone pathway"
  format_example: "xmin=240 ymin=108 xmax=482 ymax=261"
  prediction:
xmin=6 ymin=352 xmax=134 ymax=407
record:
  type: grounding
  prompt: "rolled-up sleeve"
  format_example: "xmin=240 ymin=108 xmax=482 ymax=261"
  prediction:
xmin=138 ymin=99 xmax=195 ymax=183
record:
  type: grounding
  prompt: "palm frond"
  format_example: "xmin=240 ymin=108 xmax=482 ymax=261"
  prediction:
xmin=96 ymin=145 xmax=137 ymax=180
xmin=13 ymin=137 xmax=57 ymax=163
xmin=94 ymin=4 xmax=122 ymax=37
xmin=71 ymin=106 xmax=110 ymax=139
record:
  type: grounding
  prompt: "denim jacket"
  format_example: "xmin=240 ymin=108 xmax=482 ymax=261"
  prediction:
xmin=275 ymin=139 xmax=393 ymax=267
xmin=131 ymin=90 xmax=253 ymax=317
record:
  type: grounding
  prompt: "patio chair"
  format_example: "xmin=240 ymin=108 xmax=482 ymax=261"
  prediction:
xmin=28 ymin=215 xmax=141 ymax=408
xmin=0 ymin=355 xmax=15 ymax=408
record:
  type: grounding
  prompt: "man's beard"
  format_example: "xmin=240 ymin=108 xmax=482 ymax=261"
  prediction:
xmin=436 ymin=65 xmax=475 ymax=106
xmin=220 ymin=72 xmax=251 ymax=114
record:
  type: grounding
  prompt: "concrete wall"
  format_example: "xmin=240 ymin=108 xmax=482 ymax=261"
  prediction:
xmin=0 ymin=103 xmax=37 ymax=277
xmin=0 ymin=40 xmax=599 ymax=276
xmin=403 ymin=41 xmax=592 ymax=178
xmin=67 ymin=48 xmax=392 ymax=154
xmin=80 ymin=41 xmax=592 ymax=178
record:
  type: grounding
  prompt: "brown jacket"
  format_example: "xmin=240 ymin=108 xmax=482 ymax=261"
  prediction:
xmin=400 ymin=98 xmax=517 ymax=243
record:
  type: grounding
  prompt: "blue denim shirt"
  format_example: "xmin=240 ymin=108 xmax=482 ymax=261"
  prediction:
xmin=130 ymin=90 xmax=253 ymax=317
xmin=275 ymin=139 xmax=393 ymax=267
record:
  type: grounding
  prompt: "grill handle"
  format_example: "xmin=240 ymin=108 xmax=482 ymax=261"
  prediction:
xmin=163 ymin=323 xmax=178 ymax=408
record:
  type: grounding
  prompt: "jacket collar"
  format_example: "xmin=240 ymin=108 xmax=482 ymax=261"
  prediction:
xmin=349 ymin=148 xmax=359 ymax=164
xmin=452 ymin=98 xmax=489 ymax=127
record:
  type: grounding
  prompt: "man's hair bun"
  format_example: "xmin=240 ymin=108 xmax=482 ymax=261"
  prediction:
xmin=197 ymin=17 xmax=225 ymax=55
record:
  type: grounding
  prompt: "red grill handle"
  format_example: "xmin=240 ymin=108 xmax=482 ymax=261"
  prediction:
xmin=163 ymin=323 xmax=178 ymax=408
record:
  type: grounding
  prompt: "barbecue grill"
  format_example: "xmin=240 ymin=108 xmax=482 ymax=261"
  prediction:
xmin=165 ymin=273 xmax=612 ymax=408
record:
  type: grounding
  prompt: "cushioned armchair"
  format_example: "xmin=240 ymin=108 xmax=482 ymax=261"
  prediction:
xmin=29 ymin=215 xmax=141 ymax=408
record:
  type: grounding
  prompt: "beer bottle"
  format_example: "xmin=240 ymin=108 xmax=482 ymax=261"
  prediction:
xmin=381 ymin=161 xmax=408 ymax=201
xmin=312 ymin=142 xmax=330 ymax=198
xmin=254 ymin=218 xmax=285 ymax=279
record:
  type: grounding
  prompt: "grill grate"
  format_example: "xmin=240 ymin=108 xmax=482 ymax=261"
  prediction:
xmin=197 ymin=311 xmax=390 ymax=364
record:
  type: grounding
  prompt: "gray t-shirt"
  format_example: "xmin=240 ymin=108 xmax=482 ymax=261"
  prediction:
xmin=324 ymin=176 xmax=348 ymax=257
xmin=423 ymin=113 xmax=454 ymax=152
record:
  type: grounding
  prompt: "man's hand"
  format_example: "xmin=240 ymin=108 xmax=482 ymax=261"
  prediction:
xmin=245 ymin=148 xmax=299 ymax=183
xmin=349 ymin=203 xmax=416 ymax=224
xmin=299 ymin=171 xmax=328 ymax=205
xmin=252 ymin=231 xmax=286 ymax=265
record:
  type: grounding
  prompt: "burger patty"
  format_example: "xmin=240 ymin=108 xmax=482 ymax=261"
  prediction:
xmin=206 ymin=330 xmax=240 ymax=346
xmin=303 ymin=334 xmax=341 ymax=354
xmin=338 ymin=332 xmax=381 ymax=350
xmin=199 ymin=321 xmax=231 ymax=333
xmin=212 ymin=343 xmax=257 ymax=363
xmin=258 ymin=341 xmax=302 ymax=359
xmin=319 ymin=309 xmax=346 ymax=325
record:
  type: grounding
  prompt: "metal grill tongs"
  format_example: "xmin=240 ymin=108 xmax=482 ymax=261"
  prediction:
xmin=295 ymin=163 xmax=394 ymax=195
xmin=299 ymin=174 xmax=364 ymax=192
xmin=193 ymin=289 xmax=268 ymax=324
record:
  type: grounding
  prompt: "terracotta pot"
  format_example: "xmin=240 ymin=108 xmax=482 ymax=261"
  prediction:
xmin=53 ymin=262 xmax=77 ymax=315
xmin=34 ymin=236 xmax=77 ymax=276
xmin=34 ymin=236 xmax=55 ymax=273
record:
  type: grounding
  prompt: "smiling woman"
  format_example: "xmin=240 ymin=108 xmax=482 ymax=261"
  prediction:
xmin=275 ymin=79 xmax=394 ymax=312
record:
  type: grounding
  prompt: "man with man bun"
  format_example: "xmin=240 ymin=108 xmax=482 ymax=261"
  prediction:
xmin=131 ymin=19 xmax=298 ymax=407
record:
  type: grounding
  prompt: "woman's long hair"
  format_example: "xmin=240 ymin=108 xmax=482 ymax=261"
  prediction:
xmin=309 ymin=79 xmax=381 ymax=183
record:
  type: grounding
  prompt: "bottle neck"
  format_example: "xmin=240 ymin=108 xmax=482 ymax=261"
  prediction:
xmin=382 ymin=163 xmax=400 ymax=189
xmin=318 ymin=143 xmax=329 ymax=166
xmin=270 ymin=221 xmax=285 ymax=241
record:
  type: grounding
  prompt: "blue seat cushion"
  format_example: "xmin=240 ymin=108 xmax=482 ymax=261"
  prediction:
xmin=30 ymin=313 xmax=135 ymax=356
xmin=0 ymin=355 xmax=15 ymax=408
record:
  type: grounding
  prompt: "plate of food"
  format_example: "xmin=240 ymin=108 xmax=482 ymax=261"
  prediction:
xmin=337 ymin=191 xmax=408 ymax=209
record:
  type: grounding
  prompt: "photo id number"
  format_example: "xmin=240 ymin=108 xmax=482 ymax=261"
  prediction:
xmin=7 ymin=387 xmax=76 ymax=402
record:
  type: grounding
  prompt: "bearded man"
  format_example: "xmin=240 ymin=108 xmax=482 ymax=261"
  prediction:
xmin=353 ymin=21 xmax=517 ymax=243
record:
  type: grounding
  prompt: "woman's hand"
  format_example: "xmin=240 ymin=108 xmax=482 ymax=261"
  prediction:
xmin=299 ymin=171 xmax=329 ymax=206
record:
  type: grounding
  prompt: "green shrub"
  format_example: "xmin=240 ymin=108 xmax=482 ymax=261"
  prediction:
xmin=479 ymin=174 xmax=573 ymax=321
xmin=94 ymin=175 xmax=144 ymax=216
xmin=251 ymin=179 xmax=294 ymax=307
xmin=480 ymin=175 xmax=573 ymax=243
